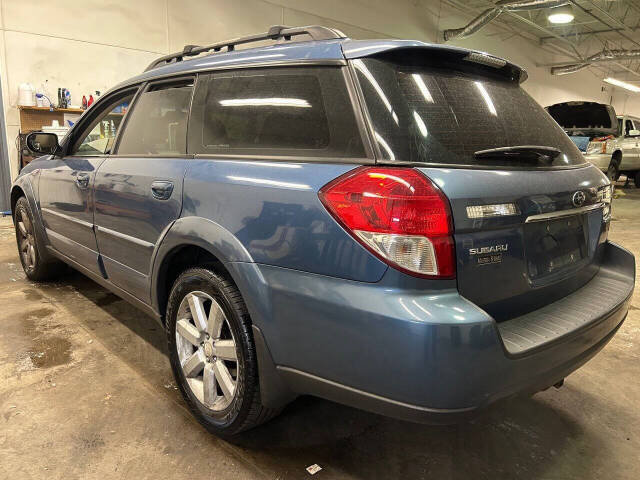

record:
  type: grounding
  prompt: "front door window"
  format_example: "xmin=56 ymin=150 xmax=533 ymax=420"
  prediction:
xmin=72 ymin=96 xmax=133 ymax=155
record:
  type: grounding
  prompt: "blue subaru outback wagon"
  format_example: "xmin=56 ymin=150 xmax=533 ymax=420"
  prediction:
xmin=11 ymin=26 xmax=635 ymax=435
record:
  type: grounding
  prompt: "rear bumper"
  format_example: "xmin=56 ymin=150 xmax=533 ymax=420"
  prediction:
xmin=229 ymin=241 xmax=634 ymax=424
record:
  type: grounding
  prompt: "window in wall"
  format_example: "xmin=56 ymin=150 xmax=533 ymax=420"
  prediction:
xmin=190 ymin=67 xmax=365 ymax=158
xmin=73 ymin=96 xmax=133 ymax=155
xmin=117 ymin=80 xmax=194 ymax=155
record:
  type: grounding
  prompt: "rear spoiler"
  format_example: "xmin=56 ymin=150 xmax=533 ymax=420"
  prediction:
xmin=341 ymin=40 xmax=527 ymax=83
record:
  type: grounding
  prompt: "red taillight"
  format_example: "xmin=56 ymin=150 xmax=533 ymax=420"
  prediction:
xmin=319 ymin=166 xmax=455 ymax=279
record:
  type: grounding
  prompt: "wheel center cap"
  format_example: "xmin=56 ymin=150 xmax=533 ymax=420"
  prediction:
xmin=203 ymin=341 xmax=214 ymax=358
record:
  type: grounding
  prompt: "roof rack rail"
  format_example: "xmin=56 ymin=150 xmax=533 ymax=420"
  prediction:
xmin=144 ymin=25 xmax=347 ymax=72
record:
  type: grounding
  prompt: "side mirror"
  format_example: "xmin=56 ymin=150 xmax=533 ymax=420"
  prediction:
xmin=629 ymin=129 xmax=640 ymax=137
xmin=26 ymin=132 xmax=60 ymax=155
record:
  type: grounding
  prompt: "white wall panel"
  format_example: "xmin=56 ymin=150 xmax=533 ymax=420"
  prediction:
xmin=2 ymin=0 xmax=167 ymax=53
xmin=282 ymin=8 xmax=388 ymax=40
xmin=4 ymin=31 xmax=157 ymax=108
xmin=167 ymin=0 xmax=282 ymax=52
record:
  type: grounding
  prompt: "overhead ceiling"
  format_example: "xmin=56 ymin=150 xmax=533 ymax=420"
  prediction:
xmin=442 ymin=0 xmax=640 ymax=79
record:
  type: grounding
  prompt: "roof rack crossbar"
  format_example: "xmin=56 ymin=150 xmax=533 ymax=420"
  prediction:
xmin=144 ymin=25 xmax=347 ymax=72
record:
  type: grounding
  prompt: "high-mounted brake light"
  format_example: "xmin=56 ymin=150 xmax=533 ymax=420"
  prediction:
xmin=319 ymin=167 xmax=455 ymax=278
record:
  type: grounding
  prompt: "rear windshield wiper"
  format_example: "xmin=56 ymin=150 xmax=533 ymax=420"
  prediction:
xmin=474 ymin=146 xmax=562 ymax=165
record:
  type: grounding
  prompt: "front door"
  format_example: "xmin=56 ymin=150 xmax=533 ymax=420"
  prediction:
xmin=621 ymin=118 xmax=640 ymax=170
xmin=93 ymin=78 xmax=195 ymax=302
xmin=39 ymin=91 xmax=136 ymax=274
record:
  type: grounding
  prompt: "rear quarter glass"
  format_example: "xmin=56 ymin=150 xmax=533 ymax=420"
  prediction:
xmin=354 ymin=57 xmax=585 ymax=168
xmin=187 ymin=66 xmax=366 ymax=158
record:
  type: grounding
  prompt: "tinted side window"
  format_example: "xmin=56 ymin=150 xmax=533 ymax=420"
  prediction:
xmin=117 ymin=80 xmax=194 ymax=155
xmin=72 ymin=95 xmax=133 ymax=156
xmin=189 ymin=67 xmax=365 ymax=158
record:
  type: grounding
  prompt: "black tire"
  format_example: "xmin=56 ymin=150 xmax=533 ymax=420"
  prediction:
xmin=13 ymin=196 xmax=63 ymax=281
xmin=166 ymin=267 xmax=280 ymax=436
xmin=634 ymin=171 xmax=640 ymax=188
xmin=606 ymin=160 xmax=620 ymax=182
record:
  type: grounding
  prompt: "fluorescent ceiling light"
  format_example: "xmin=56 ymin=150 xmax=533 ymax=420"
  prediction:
xmin=603 ymin=77 xmax=640 ymax=93
xmin=219 ymin=98 xmax=311 ymax=107
xmin=548 ymin=5 xmax=574 ymax=24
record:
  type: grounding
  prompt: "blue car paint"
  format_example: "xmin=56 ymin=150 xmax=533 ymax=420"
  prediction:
xmin=93 ymin=156 xmax=189 ymax=302
xmin=420 ymin=165 xmax=611 ymax=317
xmin=181 ymin=159 xmax=387 ymax=282
xmin=10 ymin=37 xmax=635 ymax=423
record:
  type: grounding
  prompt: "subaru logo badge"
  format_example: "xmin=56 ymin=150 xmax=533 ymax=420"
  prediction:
xmin=572 ymin=191 xmax=586 ymax=207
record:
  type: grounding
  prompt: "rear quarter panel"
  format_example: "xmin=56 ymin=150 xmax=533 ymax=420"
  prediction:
xmin=181 ymin=159 xmax=387 ymax=282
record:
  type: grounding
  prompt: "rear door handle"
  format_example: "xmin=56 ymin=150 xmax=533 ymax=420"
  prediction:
xmin=151 ymin=180 xmax=174 ymax=200
xmin=76 ymin=173 xmax=90 ymax=189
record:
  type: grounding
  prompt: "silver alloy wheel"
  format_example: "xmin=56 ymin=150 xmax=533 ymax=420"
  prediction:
xmin=16 ymin=208 xmax=36 ymax=271
xmin=175 ymin=291 xmax=239 ymax=411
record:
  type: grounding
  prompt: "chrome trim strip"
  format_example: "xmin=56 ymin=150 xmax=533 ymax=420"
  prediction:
xmin=525 ymin=203 xmax=603 ymax=223
xmin=41 ymin=208 xmax=93 ymax=230
xmin=96 ymin=225 xmax=155 ymax=249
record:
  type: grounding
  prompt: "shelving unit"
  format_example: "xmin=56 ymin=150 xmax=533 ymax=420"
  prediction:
xmin=17 ymin=105 xmax=86 ymax=170
xmin=18 ymin=105 xmax=85 ymax=133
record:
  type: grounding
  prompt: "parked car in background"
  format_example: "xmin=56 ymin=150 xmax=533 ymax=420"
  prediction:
xmin=11 ymin=26 xmax=634 ymax=436
xmin=546 ymin=101 xmax=640 ymax=184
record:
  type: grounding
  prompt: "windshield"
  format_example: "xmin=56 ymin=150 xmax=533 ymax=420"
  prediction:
xmin=354 ymin=57 xmax=585 ymax=167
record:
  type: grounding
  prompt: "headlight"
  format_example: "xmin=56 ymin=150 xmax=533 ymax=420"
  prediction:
xmin=586 ymin=142 xmax=606 ymax=155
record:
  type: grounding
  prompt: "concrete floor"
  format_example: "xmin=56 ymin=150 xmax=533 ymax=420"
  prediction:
xmin=1 ymin=187 xmax=639 ymax=480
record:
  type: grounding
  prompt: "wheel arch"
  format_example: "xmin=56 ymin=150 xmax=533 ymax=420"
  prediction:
xmin=151 ymin=216 xmax=253 ymax=320
xmin=10 ymin=185 xmax=25 ymax=215
xmin=10 ymin=176 xmax=50 ymax=253
xmin=612 ymin=149 xmax=622 ymax=164
xmin=152 ymin=217 xmax=293 ymax=409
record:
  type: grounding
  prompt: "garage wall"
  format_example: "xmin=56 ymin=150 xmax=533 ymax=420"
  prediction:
xmin=0 ymin=0 xmax=619 ymax=181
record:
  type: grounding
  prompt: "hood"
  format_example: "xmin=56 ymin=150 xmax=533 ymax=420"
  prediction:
xmin=545 ymin=101 xmax=618 ymax=136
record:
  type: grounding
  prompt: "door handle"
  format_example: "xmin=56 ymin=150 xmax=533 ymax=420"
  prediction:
xmin=76 ymin=173 xmax=90 ymax=189
xmin=151 ymin=180 xmax=174 ymax=200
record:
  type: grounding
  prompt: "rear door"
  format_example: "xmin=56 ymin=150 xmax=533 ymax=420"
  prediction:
xmin=39 ymin=90 xmax=136 ymax=274
xmin=353 ymin=55 xmax=611 ymax=320
xmin=93 ymin=78 xmax=195 ymax=302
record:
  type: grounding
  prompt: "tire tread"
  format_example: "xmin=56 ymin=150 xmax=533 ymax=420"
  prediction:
xmin=167 ymin=266 xmax=281 ymax=435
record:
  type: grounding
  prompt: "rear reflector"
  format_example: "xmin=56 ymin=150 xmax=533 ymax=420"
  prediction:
xmin=319 ymin=167 xmax=455 ymax=278
xmin=466 ymin=203 xmax=519 ymax=219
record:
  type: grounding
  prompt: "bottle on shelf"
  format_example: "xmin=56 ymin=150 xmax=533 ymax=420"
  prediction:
xmin=82 ymin=95 xmax=88 ymax=109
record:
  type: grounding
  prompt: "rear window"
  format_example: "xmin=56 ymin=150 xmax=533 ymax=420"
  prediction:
xmin=189 ymin=67 xmax=365 ymax=158
xmin=355 ymin=58 xmax=585 ymax=167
